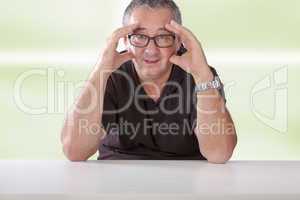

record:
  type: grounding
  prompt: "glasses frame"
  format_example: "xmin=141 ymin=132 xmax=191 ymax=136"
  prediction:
xmin=128 ymin=34 xmax=176 ymax=48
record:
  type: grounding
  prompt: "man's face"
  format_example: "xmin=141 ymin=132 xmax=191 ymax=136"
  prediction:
xmin=125 ymin=7 xmax=180 ymax=80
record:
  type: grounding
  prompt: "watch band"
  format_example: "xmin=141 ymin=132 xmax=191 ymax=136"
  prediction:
xmin=194 ymin=76 xmax=222 ymax=93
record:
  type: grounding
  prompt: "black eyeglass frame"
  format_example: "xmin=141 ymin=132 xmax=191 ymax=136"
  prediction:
xmin=128 ymin=34 xmax=176 ymax=48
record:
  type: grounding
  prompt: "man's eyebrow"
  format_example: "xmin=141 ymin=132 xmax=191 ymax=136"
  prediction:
xmin=133 ymin=27 xmax=146 ymax=32
xmin=133 ymin=27 xmax=173 ymax=33
xmin=157 ymin=27 xmax=171 ymax=32
xmin=158 ymin=28 xmax=174 ymax=35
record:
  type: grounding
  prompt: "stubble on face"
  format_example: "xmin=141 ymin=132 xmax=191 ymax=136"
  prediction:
xmin=126 ymin=7 xmax=180 ymax=82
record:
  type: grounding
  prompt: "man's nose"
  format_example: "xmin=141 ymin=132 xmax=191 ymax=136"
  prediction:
xmin=145 ymin=39 xmax=159 ymax=54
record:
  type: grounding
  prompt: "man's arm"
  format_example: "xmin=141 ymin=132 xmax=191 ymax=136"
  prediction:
xmin=60 ymin=68 xmax=109 ymax=161
xmin=165 ymin=20 xmax=237 ymax=164
xmin=193 ymin=77 xmax=237 ymax=164
xmin=60 ymin=23 xmax=139 ymax=161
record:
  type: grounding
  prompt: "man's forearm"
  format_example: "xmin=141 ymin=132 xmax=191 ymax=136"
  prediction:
xmin=61 ymin=67 xmax=110 ymax=161
xmin=194 ymin=89 xmax=237 ymax=164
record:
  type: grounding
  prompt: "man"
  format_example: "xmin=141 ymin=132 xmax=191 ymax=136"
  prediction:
xmin=61 ymin=0 xmax=237 ymax=163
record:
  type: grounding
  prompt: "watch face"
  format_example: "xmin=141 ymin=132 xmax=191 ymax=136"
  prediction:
xmin=212 ymin=77 xmax=221 ymax=88
xmin=194 ymin=76 xmax=222 ymax=93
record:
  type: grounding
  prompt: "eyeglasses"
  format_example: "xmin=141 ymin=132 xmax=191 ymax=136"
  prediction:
xmin=128 ymin=34 xmax=176 ymax=48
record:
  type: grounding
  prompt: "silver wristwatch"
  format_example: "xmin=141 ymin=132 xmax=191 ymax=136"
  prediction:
xmin=194 ymin=76 xmax=222 ymax=93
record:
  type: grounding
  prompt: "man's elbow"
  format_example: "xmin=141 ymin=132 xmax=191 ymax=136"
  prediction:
xmin=62 ymin=141 xmax=90 ymax=162
xmin=204 ymin=150 xmax=233 ymax=164
xmin=203 ymin=134 xmax=237 ymax=164
xmin=201 ymin=142 xmax=236 ymax=164
xmin=65 ymin=152 xmax=88 ymax=162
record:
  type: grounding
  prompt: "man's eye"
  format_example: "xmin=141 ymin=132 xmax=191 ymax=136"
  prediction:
xmin=156 ymin=35 xmax=172 ymax=41
xmin=156 ymin=35 xmax=166 ymax=39
xmin=135 ymin=35 xmax=147 ymax=40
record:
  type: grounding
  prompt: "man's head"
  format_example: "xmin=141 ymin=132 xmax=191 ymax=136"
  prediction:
xmin=122 ymin=0 xmax=183 ymax=81
xmin=123 ymin=0 xmax=182 ymax=26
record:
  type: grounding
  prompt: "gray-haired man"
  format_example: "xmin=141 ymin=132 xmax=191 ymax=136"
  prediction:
xmin=61 ymin=0 xmax=237 ymax=163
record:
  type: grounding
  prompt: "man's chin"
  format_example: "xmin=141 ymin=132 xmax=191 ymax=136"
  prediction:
xmin=140 ymin=64 xmax=166 ymax=78
xmin=133 ymin=60 xmax=170 ymax=79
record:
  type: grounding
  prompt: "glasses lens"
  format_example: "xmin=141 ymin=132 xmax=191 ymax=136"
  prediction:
xmin=155 ymin=35 xmax=175 ymax=48
xmin=130 ymin=34 xmax=149 ymax=47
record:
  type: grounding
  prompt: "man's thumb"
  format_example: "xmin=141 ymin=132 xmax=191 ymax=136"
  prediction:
xmin=169 ymin=55 xmax=181 ymax=66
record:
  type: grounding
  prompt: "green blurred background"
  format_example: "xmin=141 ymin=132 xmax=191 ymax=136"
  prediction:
xmin=0 ymin=0 xmax=299 ymax=160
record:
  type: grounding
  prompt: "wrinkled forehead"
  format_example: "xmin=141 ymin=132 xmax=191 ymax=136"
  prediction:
xmin=128 ymin=6 xmax=173 ymax=35
xmin=132 ymin=27 xmax=172 ymax=35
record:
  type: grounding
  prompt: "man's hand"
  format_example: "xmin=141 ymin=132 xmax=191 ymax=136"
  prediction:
xmin=165 ymin=20 xmax=213 ymax=83
xmin=97 ymin=23 xmax=139 ymax=72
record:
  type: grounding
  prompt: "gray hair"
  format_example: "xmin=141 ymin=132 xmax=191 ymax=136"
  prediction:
xmin=122 ymin=0 xmax=182 ymax=25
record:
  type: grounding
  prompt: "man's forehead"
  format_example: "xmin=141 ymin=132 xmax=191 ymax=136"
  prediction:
xmin=133 ymin=27 xmax=171 ymax=33
xmin=128 ymin=7 xmax=173 ymax=32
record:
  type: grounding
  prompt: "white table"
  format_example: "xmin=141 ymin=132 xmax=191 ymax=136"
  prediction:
xmin=0 ymin=160 xmax=299 ymax=200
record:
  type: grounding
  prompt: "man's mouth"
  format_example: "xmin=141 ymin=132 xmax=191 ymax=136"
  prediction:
xmin=144 ymin=59 xmax=160 ymax=64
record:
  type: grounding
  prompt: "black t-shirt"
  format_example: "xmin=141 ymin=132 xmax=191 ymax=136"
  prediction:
xmin=98 ymin=59 xmax=225 ymax=160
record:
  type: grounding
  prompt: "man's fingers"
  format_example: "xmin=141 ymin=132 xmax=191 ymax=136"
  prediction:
xmin=109 ymin=23 xmax=139 ymax=49
xmin=169 ymin=54 xmax=183 ymax=67
xmin=113 ymin=23 xmax=139 ymax=40
xmin=170 ymin=20 xmax=194 ymax=39
xmin=165 ymin=25 xmax=192 ymax=49
xmin=165 ymin=21 xmax=196 ymax=49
